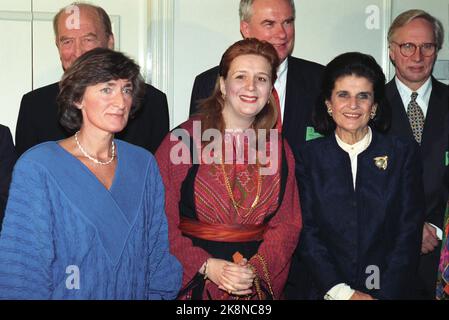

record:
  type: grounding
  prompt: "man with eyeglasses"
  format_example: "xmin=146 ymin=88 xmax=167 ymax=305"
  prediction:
xmin=386 ymin=9 xmax=449 ymax=300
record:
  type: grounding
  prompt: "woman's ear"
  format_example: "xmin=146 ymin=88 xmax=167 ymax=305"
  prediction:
xmin=219 ymin=77 xmax=226 ymax=98
xmin=325 ymin=100 xmax=333 ymax=116
xmin=370 ymin=103 xmax=378 ymax=119
xmin=74 ymin=101 xmax=83 ymax=110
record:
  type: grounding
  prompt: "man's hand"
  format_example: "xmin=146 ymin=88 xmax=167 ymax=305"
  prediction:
xmin=421 ymin=223 xmax=439 ymax=254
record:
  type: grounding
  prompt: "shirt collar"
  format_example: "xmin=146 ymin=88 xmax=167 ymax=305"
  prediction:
xmin=277 ymin=58 xmax=288 ymax=79
xmin=395 ymin=76 xmax=432 ymax=114
xmin=335 ymin=127 xmax=372 ymax=155
xmin=273 ymin=58 xmax=288 ymax=121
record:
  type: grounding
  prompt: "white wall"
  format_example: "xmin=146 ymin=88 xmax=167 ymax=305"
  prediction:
xmin=0 ymin=1 xmax=32 ymax=138
xmin=172 ymin=0 xmax=241 ymax=128
xmin=293 ymin=0 xmax=387 ymax=67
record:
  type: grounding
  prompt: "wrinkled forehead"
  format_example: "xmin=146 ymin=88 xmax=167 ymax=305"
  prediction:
xmin=250 ymin=0 xmax=295 ymax=20
xmin=57 ymin=6 xmax=104 ymax=35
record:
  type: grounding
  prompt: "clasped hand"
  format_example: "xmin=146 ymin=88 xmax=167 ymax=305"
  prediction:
xmin=205 ymin=258 xmax=256 ymax=296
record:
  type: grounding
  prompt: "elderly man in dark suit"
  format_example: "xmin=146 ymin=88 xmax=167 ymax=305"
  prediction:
xmin=0 ymin=125 xmax=16 ymax=229
xmin=386 ymin=9 xmax=449 ymax=299
xmin=189 ymin=0 xmax=324 ymax=151
xmin=15 ymin=2 xmax=169 ymax=156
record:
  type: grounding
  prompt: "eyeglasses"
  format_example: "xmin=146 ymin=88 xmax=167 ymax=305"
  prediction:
xmin=391 ymin=42 xmax=437 ymax=57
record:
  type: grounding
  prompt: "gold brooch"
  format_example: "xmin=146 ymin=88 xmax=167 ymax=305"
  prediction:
xmin=374 ymin=156 xmax=388 ymax=170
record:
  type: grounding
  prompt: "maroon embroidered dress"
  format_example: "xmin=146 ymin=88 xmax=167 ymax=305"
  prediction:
xmin=156 ymin=119 xmax=302 ymax=299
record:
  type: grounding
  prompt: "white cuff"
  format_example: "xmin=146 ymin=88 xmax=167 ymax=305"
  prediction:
xmin=324 ymin=283 xmax=355 ymax=300
xmin=428 ymin=222 xmax=443 ymax=241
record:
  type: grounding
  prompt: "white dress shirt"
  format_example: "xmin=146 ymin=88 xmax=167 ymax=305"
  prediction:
xmin=335 ymin=127 xmax=372 ymax=189
xmin=324 ymin=128 xmax=372 ymax=300
xmin=274 ymin=58 xmax=288 ymax=122
xmin=395 ymin=77 xmax=432 ymax=118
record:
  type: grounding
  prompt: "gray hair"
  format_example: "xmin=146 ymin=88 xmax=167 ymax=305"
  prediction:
xmin=53 ymin=2 xmax=113 ymax=40
xmin=388 ymin=9 xmax=444 ymax=51
xmin=239 ymin=0 xmax=296 ymax=22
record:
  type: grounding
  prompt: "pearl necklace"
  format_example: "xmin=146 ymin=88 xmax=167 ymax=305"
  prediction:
xmin=74 ymin=131 xmax=115 ymax=165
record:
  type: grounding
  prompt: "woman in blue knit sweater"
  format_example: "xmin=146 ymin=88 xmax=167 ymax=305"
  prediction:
xmin=0 ymin=48 xmax=181 ymax=299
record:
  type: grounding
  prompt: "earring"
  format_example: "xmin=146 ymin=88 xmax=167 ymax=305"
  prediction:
xmin=370 ymin=105 xmax=377 ymax=119
xmin=327 ymin=107 xmax=333 ymax=117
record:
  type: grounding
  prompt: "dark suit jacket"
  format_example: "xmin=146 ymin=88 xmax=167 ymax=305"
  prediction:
xmin=0 ymin=125 xmax=17 ymax=229
xmin=189 ymin=56 xmax=324 ymax=157
xmin=294 ymin=131 xmax=424 ymax=299
xmin=15 ymin=82 xmax=169 ymax=156
xmin=385 ymin=78 xmax=449 ymax=299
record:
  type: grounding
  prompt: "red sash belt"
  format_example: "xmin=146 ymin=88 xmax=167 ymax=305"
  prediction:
xmin=179 ymin=217 xmax=266 ymax=242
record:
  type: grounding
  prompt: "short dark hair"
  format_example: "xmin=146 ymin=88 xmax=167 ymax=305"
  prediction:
xmin=313 ymin=52 xmax=390 ymax=135
xmin=58 ymin=48 xmax=145 ymax=132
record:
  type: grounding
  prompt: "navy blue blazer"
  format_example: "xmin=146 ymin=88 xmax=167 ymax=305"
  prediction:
xmin=15 ymin=82 xmax=169 ymax=156
xmin=0 ymin=125 xmax=17 ymax=229
xmin=296 ymin=130 xmax=424 ymax=299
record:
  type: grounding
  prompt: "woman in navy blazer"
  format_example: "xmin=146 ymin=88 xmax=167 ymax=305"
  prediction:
xmin=296 ymin=52 xmax=424 ymax=299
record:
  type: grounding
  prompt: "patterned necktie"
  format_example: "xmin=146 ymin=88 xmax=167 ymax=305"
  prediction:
xmin=272 ymin=88 xmax=282 ymax=132
xmin=407 ymin=92 xmax=425 ymax=144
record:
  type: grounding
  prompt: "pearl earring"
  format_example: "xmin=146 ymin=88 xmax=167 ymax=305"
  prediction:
xmin=370 ymin=106 xmax=377 ymax=119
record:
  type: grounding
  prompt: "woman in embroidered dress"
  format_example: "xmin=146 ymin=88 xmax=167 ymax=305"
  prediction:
xmin=156 ymin=38 xmax=302 ymax=300
xmin=0 ymin=48 xmax=181 ymax=299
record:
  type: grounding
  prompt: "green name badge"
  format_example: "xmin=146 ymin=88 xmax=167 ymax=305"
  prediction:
xmin=306 ymin=126 xmax=324 ymax=142
xmin=445 ymin=151 xmax=448 ymax=166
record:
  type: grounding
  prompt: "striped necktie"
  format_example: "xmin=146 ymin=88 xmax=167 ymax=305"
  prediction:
xmin=407 ymin=92 xmax=425 ymax=144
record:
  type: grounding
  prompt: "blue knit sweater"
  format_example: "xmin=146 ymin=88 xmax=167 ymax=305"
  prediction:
xmin=0 ymin=140 xmax=182 ymax=299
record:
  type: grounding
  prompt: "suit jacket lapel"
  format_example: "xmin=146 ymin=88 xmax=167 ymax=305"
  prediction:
xmin=283 ymin=57 xmax=312 ymax=146
xmin=283 ymin=56 xmax=300 ymax=138
xmin=386 ymin=79 xmax=414 ymax=138
xmin=421 ymin=78 xmax=448 ymax=155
